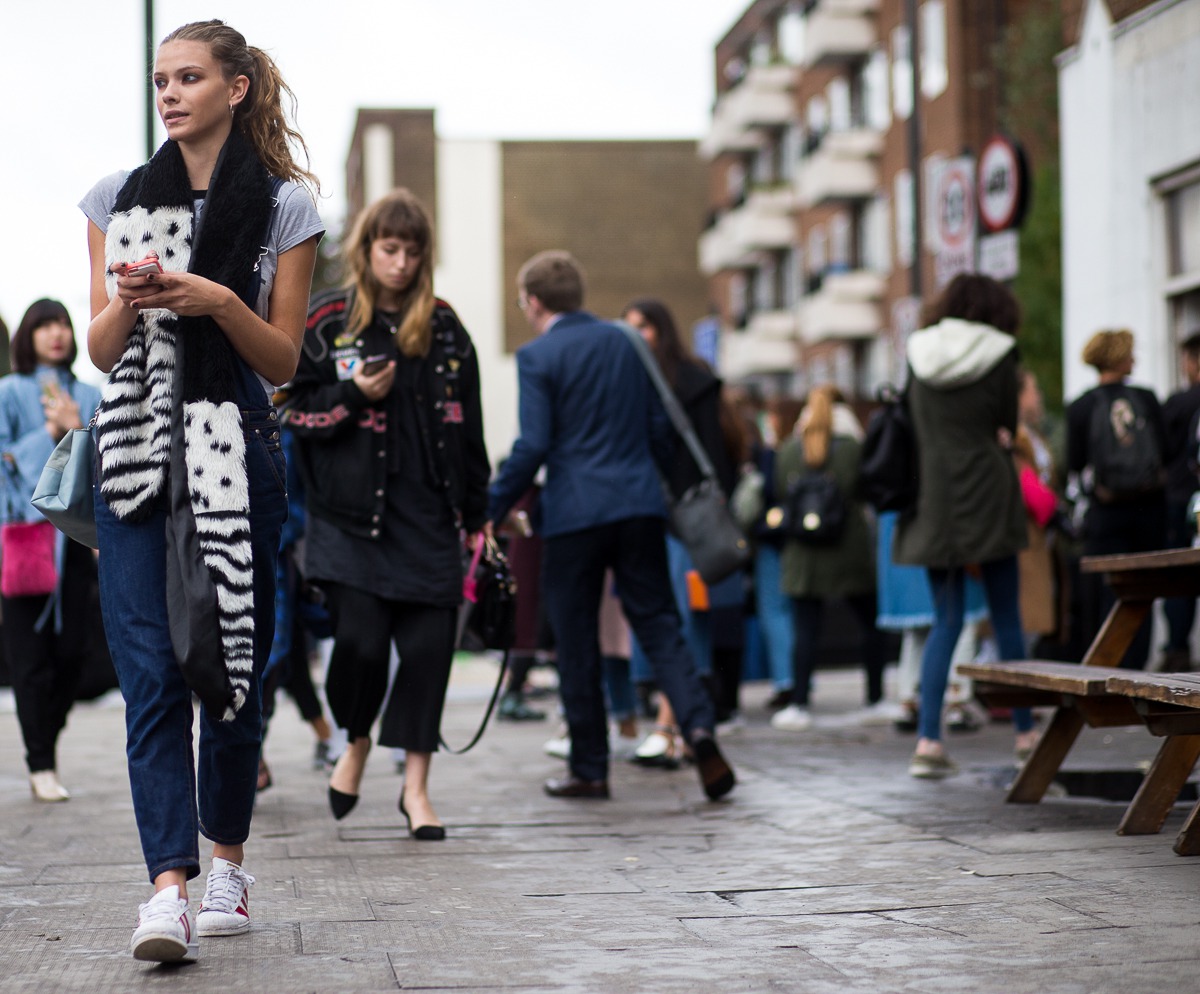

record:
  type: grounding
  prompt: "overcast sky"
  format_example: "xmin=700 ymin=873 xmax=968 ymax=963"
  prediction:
xmin=0 ymin=1 xmax=750 ymax=375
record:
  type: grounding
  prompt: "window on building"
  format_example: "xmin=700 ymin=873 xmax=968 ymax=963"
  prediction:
xmin=753 ymin=142 xmax=776 ymax=186
xmin=729 ymin=272 xmax=749 ymax=328
xmin=1167 ymin=178 xmax=1200 ymax=277
xmin=782 ymin=124 xmax=803 ymax=177
xmin=807 ymin=225 xmax=828 ymax=292
xmin=778 ymin=4 xmax=806 ymax=64
xmin=783 ymin=247 xmax=803 ymax=307
xmin=863 ymin=49 xmax=891 ymax=131
xmin=1161 ymin=168 xmax=1200 ymax=373
xmin=755 ymin=258 xmax=779 ymax=313
xmin=894 ymin=170 xmax=915 ymax=268
xmin=829 ymin=213 xmax=851 ymax=272
xmin=806 ymin=95 xmax=829 ymax=150
xmin=920 ymin=0 xmax=948 ymax=99
xmin=828 ymin=78 xmax=851 ymax=132
xmin=891 ymin=26 xmax=913 ymax=121
xmin=860 ymin=195 xmax=892 ymax=273
xmin=751 ymin=29 xmax=773 ymax=66
xmin=726 ymin=162 xmax=746 ymax=206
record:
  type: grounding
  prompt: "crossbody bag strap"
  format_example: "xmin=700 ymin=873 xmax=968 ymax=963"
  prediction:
xmin=617 ymin=322 xmax=718 ymax=484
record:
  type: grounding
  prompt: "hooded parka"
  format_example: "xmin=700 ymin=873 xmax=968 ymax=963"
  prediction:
xmin=893 ymin=318 xmax=1027 ymax=568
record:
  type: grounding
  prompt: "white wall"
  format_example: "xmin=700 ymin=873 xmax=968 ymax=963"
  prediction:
xmin=432 ymin=140 xmax=519 ymax=471
xmin=1059 ymin=0 xmax=1200 ymax=402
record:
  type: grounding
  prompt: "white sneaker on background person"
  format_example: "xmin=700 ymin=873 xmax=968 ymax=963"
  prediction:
xmin=197 ymin=857 xmax=254 ymax=936
xmin=770 ymin=704 xmax=813 ymax=731
xmin=852 ymin=701 xmax=907 ymax=726
xmin=130 ymin=885 xmax=198 ymax=962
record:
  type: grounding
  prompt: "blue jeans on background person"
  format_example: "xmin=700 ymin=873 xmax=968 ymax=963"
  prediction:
xmin=917 ymin=556 xmax=1033 ymax=742
xmin=603 ymin=656 xmax=637 ymax=722
xmin=96 ymin=409 xmax=287 ymax=882
xmin=542 ymin=516 xmax=715 ymax=783
xmin=630 ymin=534 xmax=713 ymax=684
xmin=753 ymin=543 xmax=794 ymax=693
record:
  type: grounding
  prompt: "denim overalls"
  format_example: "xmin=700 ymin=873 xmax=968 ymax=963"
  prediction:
xmin=96 ymin=354 xmax=287 ymax=882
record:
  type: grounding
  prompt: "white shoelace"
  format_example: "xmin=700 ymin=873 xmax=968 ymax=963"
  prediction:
xmin=138 ymin=891 xmax=187 ymax=926
xmin=201 ymin=864 xmax=255 ymax=913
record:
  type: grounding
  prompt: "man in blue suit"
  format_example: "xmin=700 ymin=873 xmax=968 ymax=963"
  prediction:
xmin=488 ymin=251 xmax=735 ymax=801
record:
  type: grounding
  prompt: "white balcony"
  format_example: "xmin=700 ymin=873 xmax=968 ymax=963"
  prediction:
xmin=798 ymin=270 xmax=885 ymax=343
xmin=746 ymin=308 xmax=799 ymax=340
xmin=719 ymin=328 xmax=799 ymax=379
xmin=793 ymin=128 xmax=883 ymax=208
xmin=700 ymin=64 xmax=797 ymax=159
xmin=803 ymin=7 xmax=876 ymax=66
xmin=699 ymin=187 xmax=796 ymax=274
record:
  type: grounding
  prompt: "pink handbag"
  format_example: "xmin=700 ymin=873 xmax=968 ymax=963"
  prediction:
xmin=0 ymin=520 xmax=58 ymax=598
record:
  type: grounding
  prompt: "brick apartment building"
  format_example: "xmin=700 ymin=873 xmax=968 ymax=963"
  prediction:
xmin=700 ymin=0 xmax=1050 ymax=399
xmin=342 ymin=109 xmax=711 ymax=461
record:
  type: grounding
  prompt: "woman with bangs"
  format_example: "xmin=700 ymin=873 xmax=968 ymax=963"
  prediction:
xmin=0 ymin=298 xmax=103 ymax=804
xmin=285 ymin=188 xmax=489 ymax=840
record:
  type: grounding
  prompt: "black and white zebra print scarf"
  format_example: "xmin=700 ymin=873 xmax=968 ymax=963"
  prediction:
xmin=97 ymin=133 xmax=273 ymax=719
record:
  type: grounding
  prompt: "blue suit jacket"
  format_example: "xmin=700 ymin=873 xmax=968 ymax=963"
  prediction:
xmin=488 ymin=312 xmax=673 ymax=537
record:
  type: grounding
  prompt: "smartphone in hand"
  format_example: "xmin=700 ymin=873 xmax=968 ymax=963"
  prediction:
xmin=125 ymin=255 xmax=164 ymax=277
xmin=360 ymin=354 xmax=391 ymax=376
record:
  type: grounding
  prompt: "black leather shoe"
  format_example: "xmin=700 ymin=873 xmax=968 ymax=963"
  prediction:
xmin=328 ymin=786 xmax=358 ymax=820
xmin=543 ymin=776 xmax=610 ymax=799
xmin=399 ymin=793 xmax=446 ymax=841
xmin=691 ymin=735 xmax=735 ymax=800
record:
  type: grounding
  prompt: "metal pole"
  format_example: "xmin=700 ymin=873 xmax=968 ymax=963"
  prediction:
xmin=906 ymin=0 xmax=923 ymax=299
xmin=145 ymin=0 xmax=155 ymax=161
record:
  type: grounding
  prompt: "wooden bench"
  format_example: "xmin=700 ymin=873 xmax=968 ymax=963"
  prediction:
xmin=956 ymin=662 xmax=1200 ymax=854
xmin=1101 ymin=670 xmax=1200 ymax=854
xmin=956 ymin=660 xmax=1143 ymax=803
xmin=955 ymin=549 xmax=1200 ymax=850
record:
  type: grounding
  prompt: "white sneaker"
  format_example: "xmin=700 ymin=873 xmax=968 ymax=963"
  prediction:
xmin=29 ymin=770 xmax=69 ymax=802
xmin=770 ymin=704 xmax=813 ymax=731
xmin=543 ymin=734 xmax=571 ymax=760
xmin=197 ymin=857 xmax=254 ymax=936
xmin=716 ymin=712 xmax=746 ymax=736
xmin=853 ymin=701 xmax=907 ymax=726
xmin=609 ymin=732 xmax=640 ymax=762
xmin=131 ymin=885 xmax=198 ymax=962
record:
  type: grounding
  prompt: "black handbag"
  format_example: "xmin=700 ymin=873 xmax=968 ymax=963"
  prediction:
xmin=442 ymin=535 xmax=517 ymax=754
xmin=858 ymin=382 xmax=919 ymax=513
xmin=619 ymin=324 xmax=750 ymax=584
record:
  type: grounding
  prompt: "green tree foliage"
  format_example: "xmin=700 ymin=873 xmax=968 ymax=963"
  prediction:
xmin=998 ymin=2 xmax=1064 ymax=411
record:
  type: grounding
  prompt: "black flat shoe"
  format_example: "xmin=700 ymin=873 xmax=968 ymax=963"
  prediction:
xmin=399 ymin=794 xmax=446 ymax=841
xmin=328 ymin=785 xmax=358 ymax=820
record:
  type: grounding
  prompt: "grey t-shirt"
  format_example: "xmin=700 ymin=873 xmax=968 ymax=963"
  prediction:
xmin=79 ymin=170 xmax=325 ymax=387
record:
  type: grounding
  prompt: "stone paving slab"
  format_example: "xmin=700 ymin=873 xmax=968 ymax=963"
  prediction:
xmin=3 ymin=661 xmax=1200 ymax=991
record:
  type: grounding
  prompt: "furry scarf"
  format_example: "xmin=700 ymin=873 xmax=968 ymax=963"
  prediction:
xmin=97 ymin=133 xmax=273 ymax=718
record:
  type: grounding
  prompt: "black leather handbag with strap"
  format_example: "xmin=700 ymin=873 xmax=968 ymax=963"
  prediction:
xmin=618 ymin=324 xmax=750 ymax=585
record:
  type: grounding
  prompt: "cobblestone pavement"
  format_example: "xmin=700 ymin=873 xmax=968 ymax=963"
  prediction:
xmin=2 ymin=659 xmax=1199 ymax=992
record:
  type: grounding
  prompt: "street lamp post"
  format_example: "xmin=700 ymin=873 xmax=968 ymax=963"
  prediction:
xmin=144 ymin=0 xmax=155 ymax=161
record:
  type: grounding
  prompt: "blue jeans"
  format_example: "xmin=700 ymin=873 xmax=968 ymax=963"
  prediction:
xmin=754 ymin=544 xmax=794 ymax=691
xmin=603 ymin=656 xmax=637 ymax=722
xmin=542 ymin=516 xmax=714 ymax=782
xmin=918 ymin=557 xmax=1033 ymax=742
xmin=630 ymin=534 xmax=713 ymax=683
xmin=97 ymin=408 xmax=287 ymax=882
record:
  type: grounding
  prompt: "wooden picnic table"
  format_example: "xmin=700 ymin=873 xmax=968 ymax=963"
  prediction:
xmin=960 ymin=547 xmax=1200 ymax=854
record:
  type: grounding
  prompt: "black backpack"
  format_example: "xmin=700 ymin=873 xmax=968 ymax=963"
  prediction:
xmin=858 ymin=384 xmax=918 ymax=512
xmin=782 ymin=450 xmax=847 ymax=546
xmin=1088 ymin=385 xmax=1164 ymax=502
